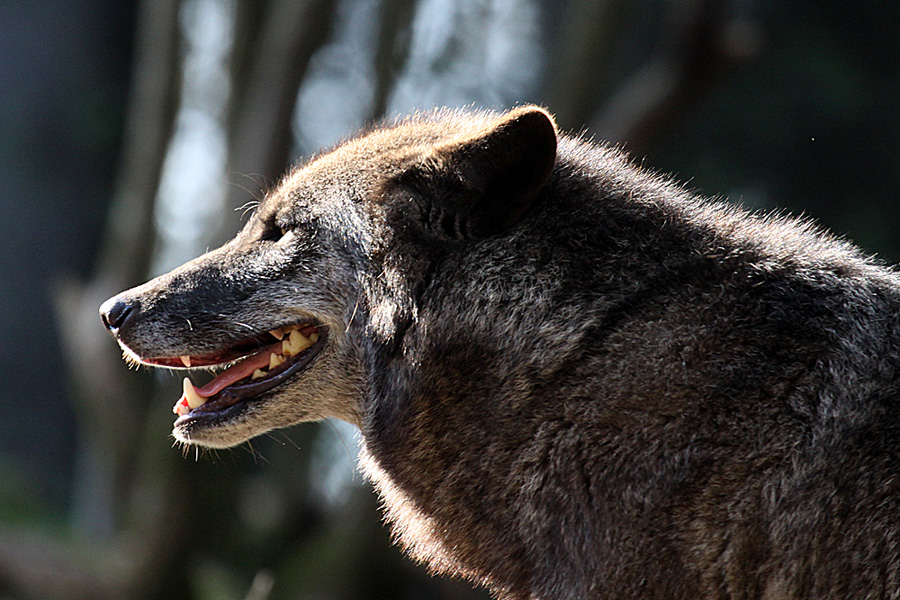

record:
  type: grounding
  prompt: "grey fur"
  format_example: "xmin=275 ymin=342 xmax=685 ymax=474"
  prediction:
xmin=101 ymin=106 xmax=900 ymax=599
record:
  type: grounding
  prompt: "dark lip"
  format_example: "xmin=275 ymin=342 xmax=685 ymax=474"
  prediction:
xmin=145 ymin=331 xmax=279 ymax=368
xmin=175 ymin=325 xmax=328 ymax=425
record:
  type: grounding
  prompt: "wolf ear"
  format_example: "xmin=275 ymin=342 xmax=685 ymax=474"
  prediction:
xmin=399 ymin=106 xmax=558 ymax=240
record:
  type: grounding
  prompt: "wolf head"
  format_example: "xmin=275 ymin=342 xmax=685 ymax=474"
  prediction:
xmin=99 ymin=106 xmax=558 ymax=448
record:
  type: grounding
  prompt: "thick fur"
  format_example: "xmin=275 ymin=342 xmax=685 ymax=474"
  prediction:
xmin=102 ymin=106 xmax=900 ymax=599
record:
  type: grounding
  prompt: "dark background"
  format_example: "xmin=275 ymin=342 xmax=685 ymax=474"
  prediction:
xmin=1 ymin=0 xmax=898 ymax=598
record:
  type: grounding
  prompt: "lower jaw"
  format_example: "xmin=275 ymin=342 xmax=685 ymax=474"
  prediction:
xmin=172 ymin=402 xmax=256 ymax=448
xmin=173 ymin=409 xmax=258 ymax=453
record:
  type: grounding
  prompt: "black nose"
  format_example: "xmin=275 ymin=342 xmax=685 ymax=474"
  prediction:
xmin=99 ymin=296 xmax=135 ymax=333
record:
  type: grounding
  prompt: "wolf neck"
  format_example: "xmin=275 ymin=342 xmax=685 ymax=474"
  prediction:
xmin=354 ymin=251 xmax=719 ymax=597
xmin=356 ymin=320 xmax=713 ymax=599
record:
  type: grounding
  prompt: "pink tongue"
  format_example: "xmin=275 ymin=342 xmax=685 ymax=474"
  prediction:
xmin=195 ymin=340 xmax=284 ymax=397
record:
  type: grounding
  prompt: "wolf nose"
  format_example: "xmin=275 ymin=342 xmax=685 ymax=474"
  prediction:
xmin=99 ymin=296 xmax=135 ymax=333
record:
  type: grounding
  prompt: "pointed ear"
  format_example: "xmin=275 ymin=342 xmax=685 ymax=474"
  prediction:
xmin=399 ymin=106 xmax=557 ymax=239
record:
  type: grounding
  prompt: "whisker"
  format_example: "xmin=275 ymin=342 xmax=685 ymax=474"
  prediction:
xmin=236 ymin=200 xmax=260 ymax=218
xmin=227 ymin=175 xmax=269 ymax=201
xmin=230 ymin=319 xmax=257 ymax=332
xmin=267 ymin=430 xmax=304 ymax=452
xmin=242 ymin=439 xmax=269 ymax=465
xmin=346 ymin=294 xmax=362 ymax=333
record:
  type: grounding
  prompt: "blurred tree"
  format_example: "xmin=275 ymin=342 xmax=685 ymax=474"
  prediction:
xmin=0 ymin=0 xmax=137 ymax=515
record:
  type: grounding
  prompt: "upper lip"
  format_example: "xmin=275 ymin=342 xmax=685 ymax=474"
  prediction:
xmin=141 ymin=329 xmax=288 ymax=369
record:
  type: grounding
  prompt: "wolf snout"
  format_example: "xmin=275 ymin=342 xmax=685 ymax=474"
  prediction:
xmin=99 ymin=295 xmax=136 ymax=335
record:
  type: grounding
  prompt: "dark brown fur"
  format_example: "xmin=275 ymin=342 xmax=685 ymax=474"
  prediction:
xmin=101 ymin=106 xmax=900 ymax=599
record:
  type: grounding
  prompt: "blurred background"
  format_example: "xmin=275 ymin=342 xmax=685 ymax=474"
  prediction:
xmin=0 ymin=0 xmax=898 ymax=598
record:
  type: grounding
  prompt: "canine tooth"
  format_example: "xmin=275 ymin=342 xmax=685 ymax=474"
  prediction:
xmin=269 ymin=353 xmax=285 ymax=370
xmin=183 ymin=377 xmax=206 ymax=409
xmin=180 ymin=355 xmax=192 ymax=368
xmin=269 ymin=328 xmax=285 ymax=340
xmin=309 ymin=332 xmax=319 ymax=343
xmin=283 ymin=330 xmax=312 ymax=356
xmin=252 ymin=368 xmax=266 ymax=380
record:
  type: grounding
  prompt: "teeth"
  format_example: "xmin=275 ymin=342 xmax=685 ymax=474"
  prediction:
xmin=283 ymin=330 xmax=312 ymax=356
xmin=269 ymin=352 xmax=285 ymax=370
xmin=174 ymin=397 xmax=190 ymax=416
xmin=171 ymin=326 xmax=321 ymax=418
xmin=182 ymin=377 xmax=206 ymax=409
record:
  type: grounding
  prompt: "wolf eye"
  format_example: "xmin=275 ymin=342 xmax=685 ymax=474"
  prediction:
xmin=274 ymin=225 xmax=295 ymax=242
xmin=259 ymin=222 xmax=288 ymax=242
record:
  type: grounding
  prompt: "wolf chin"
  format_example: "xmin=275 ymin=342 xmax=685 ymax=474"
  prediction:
xmin=100 ymin=106 xmax=900 ymax=599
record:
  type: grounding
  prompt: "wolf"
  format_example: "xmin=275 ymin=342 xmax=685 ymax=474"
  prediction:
xmin=100 ymin=105 xmax=900 ymax=599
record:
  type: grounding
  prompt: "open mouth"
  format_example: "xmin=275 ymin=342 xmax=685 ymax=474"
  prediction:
xmin=144 ymin=324 xmax=326 ymax=420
